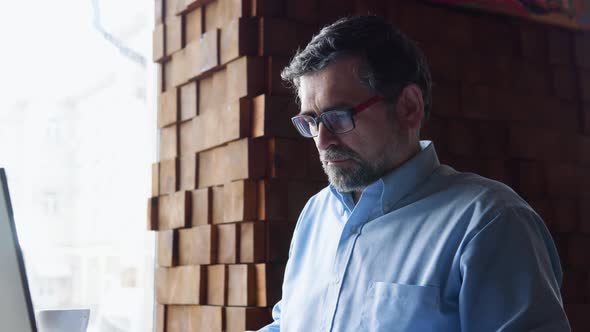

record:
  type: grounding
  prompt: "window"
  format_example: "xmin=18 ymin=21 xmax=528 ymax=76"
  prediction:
xmin=43 ymin=192 xmax=58 ymax=215
xmin=0 ymin=1 xmax=156 ymax=331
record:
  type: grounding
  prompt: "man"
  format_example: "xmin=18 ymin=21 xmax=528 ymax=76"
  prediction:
xmin=258 ymin=16 xmax=570 ymax=332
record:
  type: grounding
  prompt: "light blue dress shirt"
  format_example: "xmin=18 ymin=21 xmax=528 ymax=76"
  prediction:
xmin=258 ymin=141 xmax=570 ymax=332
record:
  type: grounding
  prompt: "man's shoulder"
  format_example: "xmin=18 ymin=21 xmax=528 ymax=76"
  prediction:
xmin=433 ymin=165 xmax=531 ymax=213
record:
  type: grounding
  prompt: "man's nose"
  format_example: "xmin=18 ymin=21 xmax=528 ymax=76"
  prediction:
xmin=315 ymin=122 xmax=339 ymax=150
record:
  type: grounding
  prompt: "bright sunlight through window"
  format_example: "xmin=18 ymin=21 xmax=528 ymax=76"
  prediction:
xmin=0 ymin=1 xmax=156 ymax=331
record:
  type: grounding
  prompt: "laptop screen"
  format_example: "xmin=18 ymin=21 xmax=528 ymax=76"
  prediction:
xmin=0 ymin=168 xmax=37 ymax=332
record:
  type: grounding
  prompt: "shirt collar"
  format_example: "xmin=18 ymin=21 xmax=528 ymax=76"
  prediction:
xmin=329 ymin=140 xmax=440 ymax=214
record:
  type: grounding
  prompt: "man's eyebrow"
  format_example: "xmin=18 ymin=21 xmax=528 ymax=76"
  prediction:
xmin=298 ymin=103 xmax=352 ymax=116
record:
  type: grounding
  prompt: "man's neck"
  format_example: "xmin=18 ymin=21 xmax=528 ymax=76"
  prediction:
xmin=352 ymin=191 xmax=362 ymax=205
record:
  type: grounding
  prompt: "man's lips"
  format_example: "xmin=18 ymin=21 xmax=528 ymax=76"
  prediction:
xmin=325 ymin=158 xmax=351 ymax=165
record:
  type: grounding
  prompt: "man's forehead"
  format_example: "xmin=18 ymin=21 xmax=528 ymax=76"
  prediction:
xmin=298 ymin=58 xmax=369 ymax=111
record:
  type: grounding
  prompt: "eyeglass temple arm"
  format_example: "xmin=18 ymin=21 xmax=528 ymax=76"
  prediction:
xmin=352 ymin=96 xmax=383 ymax=114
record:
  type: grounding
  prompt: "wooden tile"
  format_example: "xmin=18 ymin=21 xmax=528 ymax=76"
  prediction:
xmin=240 ymin=221 xmax=265 ymax=263
xmin=267 ymin=56 xmax=291 ymax=95
xmin=152 ymin=163 xmax=160 ymax=197
xmin=178 ymin=225 xmax=216 ymax=265
xmin=184 ymin=29 xmax=219 ymax=81
xmin=224 ymin=179 xmax=257 ymax=223
xmin=156 ymin=265 xmax=205 ymax=304
xmin=182 ymin=156 xmax=198 ymax=193
xmin=216 ymin=223 xmax=239 ymax=264
xmin=259 ymin=18 xmax=297 ymax=56
xmin=158 ymin=89 xmax=179 ymax=128
xmin=219 ymin=0 xmax=251 ymax=25
xmin=254 ymin=263 xmax=285 ymax=307
xmin=158 ymin=191 xmax=190 ymax=230
xmin=199 ymin=28 xmax=219 ymax=73
xmin=207 ymin=264 xmax=227 ymax=305
xmin=212 ymin=69 xmax=228 ymax=108
xmin=219 ymin=17 xmax=258 ymax=65
xmin=211 ymin=185 xmax=225 ymax=223
xmin=159 ymin=124 xmax=178 ymax=160
xmin=257 ymin=179 xmax=288 ymax=221
xmin=227 ymin=264 xmax=256 ymax=306
xmin=285 ymin=0 xmax=319 ymax=23
xmin=198 ymin=145 xmax=228 ymax=188
xmin=176 ymin=0 xmax=215 ymax=15
xmin=155 ymin=304 xmax=166 ymax=332
xmin=199 ymin=305 xmax=224 ymax=332
xmin=173 ymin=49 xmax=190 ymax=87
xmin=184 ymin=8 xmax=202 ymax=45
xmin=157 ymin=229 xmax=178 ymax=267
xmin=192 ymin=97 xmax=251 ymax=152
xmin=225 ymin=140 xmax=248 ymax=182
xmin=179 ymin=119 xmax=194 ymax=157
xmin=147 ymin=197 xmax=159 ymax=231
xmin=167 ymin=306 xmax=197 ymax=332
xmin=179 ymin=153 xmax=197 ymax=191
xmin=153 ymin=24 xmax=165 ymax=62
xmin=164 ymin=60 xmax=174 ymax=92
xmin=165 ymin=0 xmax=179 ymax=18
xmin=225 ymin=307 xmax=272 ymax=332
xmin=197 ymin=74 xmax=214 ymax=115
xmin=203 ymin=0 xmax=221 ymax=32
xmin=251 ymin=94 xmax=299 ymax=138
xmin=226 ymin=56 xmax=266 ymax=102
xmin=180 ymin=81 xmax=198 ymax=121
xmin=226 ymin=138 xmax=267 ymax=181
xmin=166 ymin=16 xmax=184 ymax=56
xmin=155 ymin=0 xmax=164 ymax=24
xmin=268 ymin=138 xmax=308 ymax=179
xmin=191 ymin=187 xmax=211 ymax=226
xmin=251 ymin=0 xmax=284 ymax=16
xmin=159 ymin=158 xmax=178 ymax=195
xmin=157 ymin=63 xmax=164 ymax=93
xmin=226 ymin=97 xmax=252 ymax=139
xmin=167 ymin=305 xmax=223 ymax=332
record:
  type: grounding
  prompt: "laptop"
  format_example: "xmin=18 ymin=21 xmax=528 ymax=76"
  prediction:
xmin=0 ymin=168 xmax=90 ymax=332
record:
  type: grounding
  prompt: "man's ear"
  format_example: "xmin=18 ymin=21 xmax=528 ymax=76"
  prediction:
xmin=395 ymin=84 xmax=424 ymax=130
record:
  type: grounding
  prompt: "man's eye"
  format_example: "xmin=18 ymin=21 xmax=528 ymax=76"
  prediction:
xmin=324 ymin=112 xmax=349 ymax=122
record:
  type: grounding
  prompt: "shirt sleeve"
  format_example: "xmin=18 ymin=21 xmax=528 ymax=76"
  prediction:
xmin=458 ymin=206 xmax=571 ymax=332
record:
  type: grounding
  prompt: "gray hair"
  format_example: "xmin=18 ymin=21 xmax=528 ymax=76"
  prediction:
xmin=281 ymin=16 xmax=432 ymax=121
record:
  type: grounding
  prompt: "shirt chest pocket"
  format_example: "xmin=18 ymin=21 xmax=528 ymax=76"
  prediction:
xmin=360 ymin=282 xmax=441 ymax=332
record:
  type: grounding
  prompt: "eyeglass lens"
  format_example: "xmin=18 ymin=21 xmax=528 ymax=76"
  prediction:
xmin=293 ymin=110 xmax=354 ymax=137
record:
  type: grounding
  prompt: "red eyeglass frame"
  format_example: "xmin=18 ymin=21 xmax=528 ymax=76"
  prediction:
xmin=291 ymin=95 xmax=384 ymax=137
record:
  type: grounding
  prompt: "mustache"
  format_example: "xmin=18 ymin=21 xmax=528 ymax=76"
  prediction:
xmin=320 ymin=145 xmax=363 ymax=163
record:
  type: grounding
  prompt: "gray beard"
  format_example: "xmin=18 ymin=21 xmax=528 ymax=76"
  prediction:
xmin=320 ymin=145 xmax=388 ymax=193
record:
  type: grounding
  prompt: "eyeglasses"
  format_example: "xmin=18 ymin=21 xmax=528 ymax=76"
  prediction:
xmin=291 ymin=95 xmax=383 ymax=138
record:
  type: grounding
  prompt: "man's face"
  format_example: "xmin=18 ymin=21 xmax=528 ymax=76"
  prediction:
xmin=298 ymin=57 xmax=407 ymax=193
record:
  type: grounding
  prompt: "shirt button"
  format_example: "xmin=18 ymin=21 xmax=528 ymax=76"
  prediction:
xmin=333 ymin=276 xmax=340 ymax=284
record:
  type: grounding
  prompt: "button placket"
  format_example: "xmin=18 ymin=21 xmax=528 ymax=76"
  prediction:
xmin=324 ymin=228 xmax=363 ymax=331
xmin=333 ymin=276 xmax=340 ymax=284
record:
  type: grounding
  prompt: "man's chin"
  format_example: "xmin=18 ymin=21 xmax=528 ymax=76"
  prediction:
xmin=326 ymin=168 xmax=385 ymax=193
xmin=327 ymin=174 xmax=365 ymax=193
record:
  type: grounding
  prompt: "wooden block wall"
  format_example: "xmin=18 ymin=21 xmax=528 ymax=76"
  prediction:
xmin=149 ymin=0 xmax=325 ymax=330
xmin=149 ymin=0 xmax=590 ymax=330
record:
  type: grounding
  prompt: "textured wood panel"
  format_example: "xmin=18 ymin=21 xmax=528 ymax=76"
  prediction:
xmin=178 ymin=225 xmax=216 ymax=264
xmin=156 ymin=265 xmax=205 ymax=304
